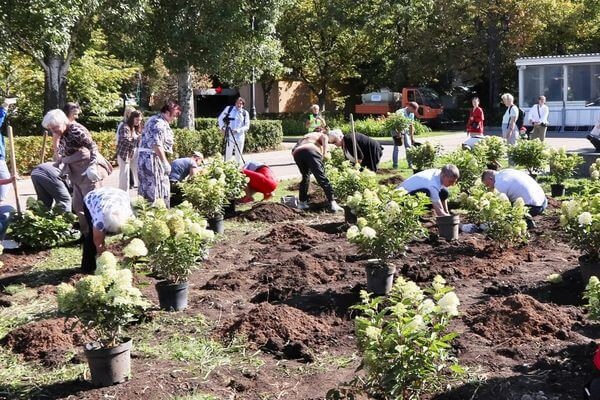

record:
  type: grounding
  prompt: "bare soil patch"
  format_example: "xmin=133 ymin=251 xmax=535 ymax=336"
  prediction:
xmin=238 ymin=202 xmax=300 ymax=223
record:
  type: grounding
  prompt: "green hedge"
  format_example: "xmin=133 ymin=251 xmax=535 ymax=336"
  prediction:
xmin=339 ymin=117 xmax=431 ymax=137
xmin=9 ymin=120 xmax=282 ymax=175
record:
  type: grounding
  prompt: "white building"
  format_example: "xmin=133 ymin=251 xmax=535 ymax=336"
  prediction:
xmin=516 ymin=53 xmax=600 ymax=130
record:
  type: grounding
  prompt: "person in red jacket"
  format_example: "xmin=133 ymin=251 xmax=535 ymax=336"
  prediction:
xmin=466 ymin=97 xmax=484 ymax=136
xmin=239 ymin=160 xmax=278 ymax=203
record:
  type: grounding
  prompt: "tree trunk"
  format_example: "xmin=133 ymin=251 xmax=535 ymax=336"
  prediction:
xmin=317 ymin=88 xmax=327 ymax=112
xmin=177 ymin=65 xmax=195 ymax=130
xmin=261 ymin=80 xmax=275 ymax=114
xmin=43 ymin=55 xmax=69 ymax=113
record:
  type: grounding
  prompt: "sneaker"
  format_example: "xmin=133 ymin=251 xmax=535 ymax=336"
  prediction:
xmin=329 ymin=200 xmax=343 ymax=213
xmin=297 ymin=201 xmax=310 ymax=210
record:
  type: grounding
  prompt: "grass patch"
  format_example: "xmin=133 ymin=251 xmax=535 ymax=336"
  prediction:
xmin=3 ymin=283 xmax=28 ymax=296
xmin=277 ymin=352 xmax=358 ymax=377
xmin=32 ymin=246 xmax=80 ymax=272
xmin=0 ymin=295 xmax=56 ymax=338
xmin=132 ymin=314 xmax=262 ymax=379
xmin=0 ymin=347 xmax=86 ymax=400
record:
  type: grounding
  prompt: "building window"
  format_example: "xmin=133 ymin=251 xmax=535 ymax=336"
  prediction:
xmin=523 ymin=65 xmax=563 ymax=107
xmin=568 ymin=64 xmax=600 ymax=103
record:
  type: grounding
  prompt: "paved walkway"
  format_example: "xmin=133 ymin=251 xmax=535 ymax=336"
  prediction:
xmin=3 ymin=132 xmax=593 ymax=210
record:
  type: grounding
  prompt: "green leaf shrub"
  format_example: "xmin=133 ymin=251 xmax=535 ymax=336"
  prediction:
xmin=584 ymin=276 xmax=600 ymax=320
xmin=57 ymin=252 xmax=149 ymax=348
xmin=326 ymin=162 xmax=379 ymax=204
xmin=472 ymin=136 xmax=507 ymax=168
xmin=346 ymin=186 xmax=429 ymax=261
xmin=9 ymin=198 xmax=78 ymax=249
xmin=459 ymin=185 xmax=529 ymax=245
xmin=353 ymin=275 xmax=462 ymax=399
xmin=438 ymin=148 xmax=484 ymax=193
xmin=121 ymin=200 xmax=215 ymax=283
xmin=560 ymin=195 xmax=600 ymax=262
xmin=406 ymin=141 xmax=441 ymax=171
xmin=203 ymin=158 xmax=249 ymax=200
xmin=507 ymin=139 xmax=549 ymax=174
xmin=179 ymin=175 xmax=228 ymax=219
xmin=338 ymin=117 xmax=429 ymax=138
xmin=548 ymin=148 xmax=583 ymax=184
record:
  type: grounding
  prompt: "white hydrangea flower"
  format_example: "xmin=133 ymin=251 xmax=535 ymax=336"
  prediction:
xmin=405 ymin=315 xmax=425 ymax=332
xmin=592 ymin=170 xmax=600 ymax=180
xmin=546 ymin=273 xmax=563 ymax=284
xmin=346 ymin=225 xmax=359 ymax=240
xmin=432 ymin=275 xmax=446 ymax=292
xmin=361 ymin=226 xmax=377 ymax=239
xmin=364 ymin=326 xmax=381 ymax=340
xmin=418 ymin=298 xmax=436 ymax=315
xmin=437 ymin=292 xmax=460 ymax=316
xmin=96 ymin=251 xmax=118 ymax=270
xmin=578 ymin=211 xmax=593 ymax=226
xmin=400 ymin=281 xmax=424 ymax=302
xmin=498 ymin=193 xmax=510 ymax=202
xmin=123 ymin=238 xmax=148 ymax=258
xmin=188 ymin=222 xmax=203 ymax=235
xmin=386 ymin=200 xmax=400 ymax=212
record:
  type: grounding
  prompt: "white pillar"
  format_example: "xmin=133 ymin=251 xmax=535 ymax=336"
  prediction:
xmin=562 ymin=65 xmax=568 ymax=130
xmin=518 ymin=66 xmax=525 ymax=106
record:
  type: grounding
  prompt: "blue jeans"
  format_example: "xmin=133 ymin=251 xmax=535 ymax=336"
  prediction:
xmin=0 ymin=204 xmax=15 ymax=240
xmin=392 ymin=132 xmax=413 ymax=168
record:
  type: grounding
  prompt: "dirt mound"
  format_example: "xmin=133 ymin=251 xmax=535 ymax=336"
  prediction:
xmin=222 ymin=303 xmax=331 ymax=361
xmin=379 ymin=175 xmax=405 ymax=186
xmin=251 ymin=253 xmax=341 ymax=302
xmin=240 ymin=202 xmax=299 ymax=223
xmin=465 ymin=294 xmax=574 ymax=345
xmin=2 ymin=318 xmax=86 ymax=366
xmin=258 ymin=223 xmax=326 ymax=245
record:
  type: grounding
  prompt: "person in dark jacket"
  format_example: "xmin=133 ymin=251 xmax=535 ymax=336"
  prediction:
xmin=327 ymin=129 xmax=384 ymax=172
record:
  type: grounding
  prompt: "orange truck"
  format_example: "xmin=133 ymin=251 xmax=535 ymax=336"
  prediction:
xmin=355 ymin=87 xmax=444 ymax=125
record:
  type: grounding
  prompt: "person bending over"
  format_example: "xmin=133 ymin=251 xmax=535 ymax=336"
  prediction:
xmin=169 ymin=152 xmax=204 ymax=207
xmin=240 ymin=160 xmax=278 ymax=203
xmin=327 ymin=129 xmax=383 ymax=172
xmin=397 ymin=164 xmax=460 ymax=217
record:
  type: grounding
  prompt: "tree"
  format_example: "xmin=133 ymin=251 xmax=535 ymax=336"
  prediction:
xmin=278 ymin=0 xmax=369 ymax=110
xmin=0 ymin=0 xmax=146 ymax=112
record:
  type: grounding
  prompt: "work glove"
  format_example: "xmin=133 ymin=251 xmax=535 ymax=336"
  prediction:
xmin=162 ymin=160 xmax=172 ymax=176
xmin=82 ymin=163 xmax=101 ymax=182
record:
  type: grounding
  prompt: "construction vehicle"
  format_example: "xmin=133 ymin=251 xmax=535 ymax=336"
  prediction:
xmin=355 ymin=87 xmax=444 ymax=125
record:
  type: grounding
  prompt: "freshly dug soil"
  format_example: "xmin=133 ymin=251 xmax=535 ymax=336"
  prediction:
xmin=221 ymin=302 xmax=332 ymax=361
xmin=465 ymin=294 xmax=576 ymax=345
xmin=258 ymin=223 xmax=326 ymax=245
xmin=238 ymin=202 xmax=300 ymax=223
xmin=2 ymin=318 xmax=86 ymax=366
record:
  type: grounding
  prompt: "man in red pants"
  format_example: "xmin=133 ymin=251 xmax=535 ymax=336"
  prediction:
xmin=240 ymin=160 xmax=278 ymax=203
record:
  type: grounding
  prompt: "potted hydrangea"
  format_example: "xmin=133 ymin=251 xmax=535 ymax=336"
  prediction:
xmin=179 ymin=174 xmax=228 ymax=233
xmin=326 ymin=162 xmax=379 ymax=223
xmin=57 ymin=252 xmax=148 ymax=386
xmin=121 ymin=200 xmax=215 ymax=310
xmin=346 ymin=186 xmax=429 ymax=294
xmin=506 ymin=138 xmax=549 ymax=177
xmin=353 ymin=275 xmax=462 ymax=398
xmin=406 ymin=141 xmax=441 ymax=173
xmin=473 ymin=136 xmax=506 ymax=170
xmin=560 ymin=195 xmax=600 ymax=282
xmin=203 ymin=158 xmax=248 ymax=217
xmin=547 ymin=148 xmax=583 ymax=197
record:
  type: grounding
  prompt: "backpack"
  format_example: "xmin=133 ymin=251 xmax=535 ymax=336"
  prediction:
xmin=509 ymin=105 xmax=526 ymax=130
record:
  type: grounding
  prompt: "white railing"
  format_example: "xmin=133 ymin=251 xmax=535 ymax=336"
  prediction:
xmin=523 ymin=106 xmax=600 ymax=131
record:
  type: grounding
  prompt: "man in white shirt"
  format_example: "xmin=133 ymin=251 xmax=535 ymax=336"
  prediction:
xmin=482 ymin=168 xmax=547 ymax=228
xmin=217 ymin=97 xmax=250 ymax=164
xmin=527 ymin=95 xmax=550 ymax=141
xmin=397 ymin=164 xmax=460 ymax=217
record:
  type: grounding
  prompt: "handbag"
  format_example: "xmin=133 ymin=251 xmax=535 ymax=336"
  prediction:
xmin=470 ymin=121 xmax=480 ymax=130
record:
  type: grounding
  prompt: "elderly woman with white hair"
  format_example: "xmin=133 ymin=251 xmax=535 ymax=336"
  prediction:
xmin=501 ymin=93 xmax=519 ymax=146
xmin=81 ymin=187 xmax=133 ymax=272
xmin=42 ymin=109 xmax=112 ymax=271
xmin=327 ymin=129 xmax=384 ymax=172
xmin=291 ymin=130 xmax=342 ymax=212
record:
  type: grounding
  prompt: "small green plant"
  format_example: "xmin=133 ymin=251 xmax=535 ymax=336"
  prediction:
xmin=438 ymin=148 xmax=483 ymax=193
xmin=203 ymin=158 xmax=248 ymax=200
xmin=352 ymin=275 xmax=462 ymax=399
xmin=9 ymin=198 xmax=78 ymax=249
xmin=406 ymin=141 xmax=441 ymax=171
xmin=473 ymin=136 xmax=507 ymax=168
xmin=547 ymin=148 xmax=583 ymax=184
xmin=382 ymin=113 xmax=411 ymax=135
xmin=325 ymin=147 xmax=348 ymax=170
xmin=459 ymin=185 xmax=529 ymax=245
xmin=346 ymin=186 xmax=429 ymax=262
xmin=180 ymin=174 xmax=228 ymax=218
xmin=121 ymin=200 xmax=215 ymax=283
xmin=327 ymin=162 xmax=379 ymax=204
xmin=584 ymin=276 xmax=600 ymax=320
xmin=57 ymin=252 xmax=149 ymax=348
xmin=560 ymin=195 xmax=600 ymax=262
xmin=590 ymin=158 xmax=600 ymax=180
xmin=507 ymin=139 xmax=549 ymax=175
